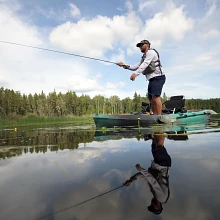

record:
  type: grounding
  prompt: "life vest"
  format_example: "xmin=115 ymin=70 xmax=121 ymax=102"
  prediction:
xmin=142 ymin=49 xmax=162 ymax=75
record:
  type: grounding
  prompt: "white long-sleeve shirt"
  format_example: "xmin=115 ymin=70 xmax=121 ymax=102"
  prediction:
xmin=139 ymin=161 xmax=170 ymax=204
xmin=128 ymin=49 xmax=164 ymax=81
xmin=129 ymin=161 xmax=170 ymax=204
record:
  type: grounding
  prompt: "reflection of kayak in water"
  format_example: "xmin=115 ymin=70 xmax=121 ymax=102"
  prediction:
xmin=93 ymin=110 xmax=214 ymax=129
xmin=93 ymin=122 xmax=219 ymax=142
xmin=94 ymin=129 xmax=189 ymax=142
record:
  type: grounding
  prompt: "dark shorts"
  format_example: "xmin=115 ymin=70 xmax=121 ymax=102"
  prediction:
xmin=148 ymin=75 xmax=166 ymax=99
xmin=152 ymin=144 xmax=171 ymax=167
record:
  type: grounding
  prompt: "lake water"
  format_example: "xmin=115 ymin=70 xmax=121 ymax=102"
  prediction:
xmin=0 ymin=122 xmax=220 ymax=220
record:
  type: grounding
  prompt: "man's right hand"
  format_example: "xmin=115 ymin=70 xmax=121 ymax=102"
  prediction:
xmin=123 ymin=180 xmax=131 ymax=187
xmin=116 ymin=62 xmax=125 ymax=67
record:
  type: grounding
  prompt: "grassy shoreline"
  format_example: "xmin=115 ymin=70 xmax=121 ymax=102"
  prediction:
xmin=0 ymin=114 xmax=219 ymax=128
xmin=0 ymin=115 xmax=94 ymax=128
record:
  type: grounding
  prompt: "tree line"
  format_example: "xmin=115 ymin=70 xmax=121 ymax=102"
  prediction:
xmin=0 ymin=87 xmax=219 ymax=119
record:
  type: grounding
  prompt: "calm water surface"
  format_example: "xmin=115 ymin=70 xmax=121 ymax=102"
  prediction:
xmin=0 ymin=123 xmax=220 ymax=220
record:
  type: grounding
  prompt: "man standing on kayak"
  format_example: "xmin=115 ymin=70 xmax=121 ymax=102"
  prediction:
xmin=117 ymin=40 xmax=165 ymax=115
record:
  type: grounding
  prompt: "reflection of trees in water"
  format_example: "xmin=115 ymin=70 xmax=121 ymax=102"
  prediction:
xmin=0 ymin=130 xmax=95 ymax=160
xmin=0 ymin=148 xmax=23 ymax=159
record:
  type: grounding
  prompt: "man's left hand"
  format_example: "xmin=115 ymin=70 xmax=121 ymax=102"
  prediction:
xmin=136 ymin=164 xmax=143 ymax=171
xmin=130 ymin=73 xmax=137 ymax=81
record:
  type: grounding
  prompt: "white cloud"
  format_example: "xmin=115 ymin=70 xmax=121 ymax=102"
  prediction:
xmin=128 ymin=1 xmax=194 ymax=54
xmin=95 ymin=73 xmax=102 ymax=78
xmin=110 ymin=49 xmax=125 ymax=63
xmin=49 ymin=11 xmax=142 ymax=58
xmin=205 ymin=2 xmax=217 ymax=16
xmin=0 ymin=4 xmax=41 ymax=45
xmin=0 ymin=0 xmax=21 ymax=11
xmin=116 ymin=7 xmax=124 ymax=12
xmin=165 ymin=195 xmax=213 ymax=220
xmin=34 ymin=3 xmax=80 ymax=21
xmin=105 ymin=81 xmax=125 ymax=89
xmin=49 ymin=1 xmax=194 ymax=59
xmin=70 ymin=147 xmax=129 ymax=164
xmin=125 ymin=0 xmax=133 ymax=11
xmin=194 ymin=54 xmax=213 ymax=62
xmin=164 ymin=82 xmax=219 ymax=99
xmin=69 ymin=3 xmax=80 ymax=17
xmin=139 ymin=0 xmax=156 ymax=12
xmin=146 ymin=2 xmax=194 ymax=42
xmin=200 ymin=28 xmax=220 ymax=39
xmin=35 ymin=7 xmax=56 ymax=19
xmin=206 ymin=0 xmax=217 ymax=4
xmin=194 ymin=49 xmax=220 ymax=66
xmin=0 ymin=76 xmax=9 ymax=87
xmin=0 ymin=4 xmax=101 ymax=95
xmin=166 ymin=64 xmax=196 ymax=75
xmin=84 ymin=89 xmax=136 ymax=99
xmin=57 ymin=75 xmax=102 ymax=93
xmin=199 ymin=159 xmax=220 ymax=173
xmin=197 ymin=2 xmax=220 ymax=39
xmin=70 ymin=148 xmax=105 ymax=163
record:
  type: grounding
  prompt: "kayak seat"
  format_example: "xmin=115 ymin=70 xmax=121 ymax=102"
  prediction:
xmin=170 ymin=95 xmax=184 ymax=100
xmin=162 ymin=96 xmax=186 ymax=114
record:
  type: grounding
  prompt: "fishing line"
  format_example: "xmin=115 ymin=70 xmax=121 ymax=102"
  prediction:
xmin=0 ymin=40 xmax=117 ymax=64
xmin=38 ymin=184 xmax=124 ymax=219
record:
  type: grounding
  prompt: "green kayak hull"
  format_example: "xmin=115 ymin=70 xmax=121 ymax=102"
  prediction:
xmin=93 ymin=110 xmax=212 ymax=128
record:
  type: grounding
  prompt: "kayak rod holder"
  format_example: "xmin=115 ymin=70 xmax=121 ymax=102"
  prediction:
xmin=138 ymin=118 xmax=141 ymax=132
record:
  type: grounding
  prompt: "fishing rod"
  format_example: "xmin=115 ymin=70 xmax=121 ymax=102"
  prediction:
xmin=38 ymin=184 xmax=124 ymax=219
xmin=0 ymin=40 xmax=117 ymax=65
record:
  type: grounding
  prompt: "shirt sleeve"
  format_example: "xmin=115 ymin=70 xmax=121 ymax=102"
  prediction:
xmin=128 ymin=62 xmax=142 ymax=71
xmin=129 ymin=172 xmax=143 ymax=182
xmin=135 ymin=52 xmax=155 ymax=75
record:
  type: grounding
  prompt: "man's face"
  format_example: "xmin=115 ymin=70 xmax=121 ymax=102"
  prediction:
xmin=139 ymin=43 xmax=149 ymax=53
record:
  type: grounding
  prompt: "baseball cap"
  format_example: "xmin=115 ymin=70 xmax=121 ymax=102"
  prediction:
xmin=136 ymin=40 xmax=151 ymax=47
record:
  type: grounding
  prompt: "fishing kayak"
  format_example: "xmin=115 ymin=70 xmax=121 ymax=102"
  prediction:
xmin=93 ymin=110 xmax=215 ymax=128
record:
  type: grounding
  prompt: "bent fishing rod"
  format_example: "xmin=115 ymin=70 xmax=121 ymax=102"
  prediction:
xmin=0 ymin=40 xmax=117 ymax=65
xmin=38 ymin=184 xmax=124 ymax=219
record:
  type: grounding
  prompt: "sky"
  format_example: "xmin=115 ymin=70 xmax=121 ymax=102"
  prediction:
xmin=0 ymin=0 xmax=220 ymax=100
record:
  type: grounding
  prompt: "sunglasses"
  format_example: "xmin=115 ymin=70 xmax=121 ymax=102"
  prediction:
xmin=139 ymin=44 xmax=145 ymax=47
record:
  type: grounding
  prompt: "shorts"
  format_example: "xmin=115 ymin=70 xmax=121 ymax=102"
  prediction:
xmin=151 ymin=144 xmax=171 ymax=167
xmin=148 ymin=75 xmax=166 ymax=99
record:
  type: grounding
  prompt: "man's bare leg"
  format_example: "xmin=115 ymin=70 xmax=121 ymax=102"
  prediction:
xmin=152 ymin=96 xmax=162 ymax=115
xmin=149 ymin=98 xmax=156 ymax=114
xmin=155 ymin=133 xmax=165 ymax=146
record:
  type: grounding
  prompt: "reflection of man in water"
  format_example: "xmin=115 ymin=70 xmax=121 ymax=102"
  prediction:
xmin=124 ymin=133 xmax=171 ymax=215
